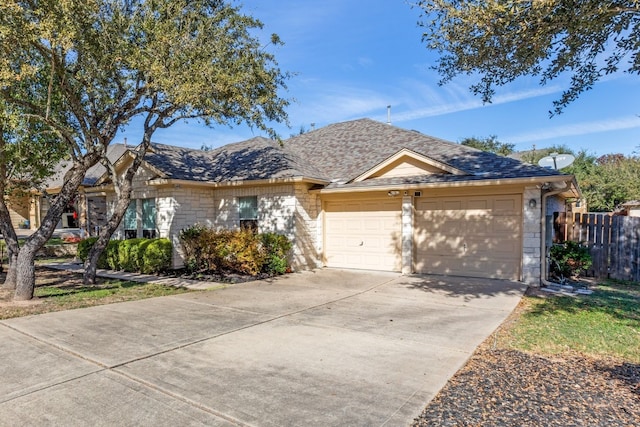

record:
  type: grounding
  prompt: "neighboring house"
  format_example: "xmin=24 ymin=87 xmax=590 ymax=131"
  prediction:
xmin=23 ymin=119 xmax=581 ymax=285
xmin=621 ymin=200 xmax=640 ymax=217
xmin=9 ymin=144 xmax=129 ymax=234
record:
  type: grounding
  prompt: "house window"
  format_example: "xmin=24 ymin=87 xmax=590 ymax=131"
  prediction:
xmin=141 ymin=198 xmax=157 ymax=238
xmin=238 ymin=196 xmax=258 ymax=231
xmin=124 ymin=201 xmax=137 ymax=239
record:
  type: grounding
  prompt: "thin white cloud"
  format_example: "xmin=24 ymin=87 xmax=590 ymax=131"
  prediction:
xmin=288 ymin=85 xmax=388 ymax=126
xmin=380 ymin=85 xmax=562 ymax=122
xmin=357 ymin=57 xmax=374 ymax=67
xmin=506 ymin=116 xmax=640 ymax=144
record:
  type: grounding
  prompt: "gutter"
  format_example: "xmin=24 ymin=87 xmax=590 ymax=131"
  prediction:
xmin=312 ymin=174 xmax=573 ymax=195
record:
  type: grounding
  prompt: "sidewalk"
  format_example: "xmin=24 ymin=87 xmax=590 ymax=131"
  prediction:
xmin=43 ymin=262 xmax=225 ymax=291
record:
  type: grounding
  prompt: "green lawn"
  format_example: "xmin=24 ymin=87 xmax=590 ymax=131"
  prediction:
xmin=1 ymin=266 xmax=193 ymax=320
xmin=506 ymin=280 xmax=640 ymax=363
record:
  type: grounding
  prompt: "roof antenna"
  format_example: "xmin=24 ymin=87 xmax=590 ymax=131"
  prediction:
xmin=386 ymin=105 xmax=391 ymax=125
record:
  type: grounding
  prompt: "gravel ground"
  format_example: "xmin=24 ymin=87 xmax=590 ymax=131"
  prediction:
xmin=412 ymin=348 xmax=640 ymax=426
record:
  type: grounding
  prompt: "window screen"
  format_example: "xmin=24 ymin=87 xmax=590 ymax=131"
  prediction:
xmin=238 ymin=196 xmax=258 ymax=231
xmin=124 ymin=201 xmax=137 ymax=239
xmin=141 ymin=198 xmax=157 ymax=238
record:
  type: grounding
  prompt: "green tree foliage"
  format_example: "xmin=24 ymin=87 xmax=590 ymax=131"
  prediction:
xmin=577 ymin=154 xmax=640 ymax=211
xmin=518 ymin=144 xmax=576 ymax=165
xmin=418 ymin=1 xmax=640 ymax=114
xmin=0 ymin=0 xmax=290 ymax=299
xmin=459 ymin=135 xmax=514 ymax=156
xmin=515 ymin=143 xmax=640 ymax=212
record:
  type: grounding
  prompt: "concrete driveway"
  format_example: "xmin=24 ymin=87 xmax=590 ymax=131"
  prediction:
xmin=0 ymin=269 xmax=525 ymax=426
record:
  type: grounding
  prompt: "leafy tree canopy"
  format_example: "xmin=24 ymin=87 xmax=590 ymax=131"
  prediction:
xmin=571 ymin=153 xmax=640 ymax=211
xmin=418 ymin=1 xmax=640 ymax=114
xmin=0 ymin=0 xmax=291 ymax=299
xmin=459 ymin=135 xmax=514 ymax=156
xmin=468 ymin=137 xmax=640 ymax=212
xmin=518 ymin=144 xmax=576 ymax=165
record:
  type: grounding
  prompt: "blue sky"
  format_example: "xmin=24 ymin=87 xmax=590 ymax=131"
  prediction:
xmin=123 ymin=0 xmax=640 ymax=157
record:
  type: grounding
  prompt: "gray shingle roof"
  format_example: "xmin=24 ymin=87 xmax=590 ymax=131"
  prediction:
xmin=143 ymin=137 xmax=327 ymax=183
xmin=68 ymin=119 xmax=566 ymax=191
xmin=45 ymin=144 xmax=129 ymax=189
xmin=282 ymin=118 xmax=563 ymax=187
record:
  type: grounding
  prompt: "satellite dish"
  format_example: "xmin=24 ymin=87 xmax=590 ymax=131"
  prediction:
xmin=538 ymin=153 xmax=575 ymax=170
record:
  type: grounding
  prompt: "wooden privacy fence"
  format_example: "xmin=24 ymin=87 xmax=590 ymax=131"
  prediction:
xmin=553 ymin=212 xmax=640 ymax=281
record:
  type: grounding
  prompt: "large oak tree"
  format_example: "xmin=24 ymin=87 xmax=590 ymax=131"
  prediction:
xmin=0 ymin=0 xmax=289 ymax=300
xmin=418 ymin=1 xmax=640 ymax=114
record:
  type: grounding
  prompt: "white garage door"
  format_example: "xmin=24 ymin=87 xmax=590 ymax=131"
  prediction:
xmin=414 ymin=194 xmax=522 ymax=280
xmin=324 ymin=198 xmax=402 ymax=271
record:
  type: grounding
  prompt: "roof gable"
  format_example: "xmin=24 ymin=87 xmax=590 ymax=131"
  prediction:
xmin=94 ymin=149 xmax=166 ymax=186
xmin=353 ymin=148 xmax=468 ymax=182
xmin=283 ymin=118 xmax=568 ymax=184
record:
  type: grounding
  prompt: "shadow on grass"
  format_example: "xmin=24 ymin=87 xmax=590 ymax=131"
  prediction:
xmin=35 ymin=280 xmax=145 ymax=298
xmin=525 ymin=281 xmax=640 ymax=325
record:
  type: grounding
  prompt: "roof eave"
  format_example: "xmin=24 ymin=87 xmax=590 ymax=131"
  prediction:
xmin=311 ymin=174 xmax=577 ymax=194
xmin=147 ymin=176 xmax=330 ymax=189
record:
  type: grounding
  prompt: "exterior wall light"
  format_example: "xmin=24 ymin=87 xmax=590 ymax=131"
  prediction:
xmin=529 ymin=199 xmax=537 ymax=208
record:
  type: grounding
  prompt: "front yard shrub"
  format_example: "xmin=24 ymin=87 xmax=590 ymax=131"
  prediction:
xmin=224 ymin=228 xmax=267 ymax=275
xmin=77 ymin=237 xmax=171 ymax=273
xmin=261 ymin=232 xmax=292 ymax=275
xmin=77 ymin=237 xmax=98 ymax=261
xmin=550 ymin=241 xmax=592 ymax=278
xmin=101 ymin=240 xmax=121 ymax=270
xmin=78 ymin=237 xmax=113 ymax=269
xmin=179 ymin=226 xmax=292 ymax=276
xmin=118 ymin=238 xmax=144 ymax=272
xmin=179 ymin=224 xmax=207 ymax=269
xmin=140 ymin=238 xmax=172 ymax=274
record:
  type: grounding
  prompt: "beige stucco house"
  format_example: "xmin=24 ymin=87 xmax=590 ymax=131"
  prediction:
xmin=621 ymin=200 xmax=640 ymax=217
xmin=21 ymin=119 xmax=580 ymax=285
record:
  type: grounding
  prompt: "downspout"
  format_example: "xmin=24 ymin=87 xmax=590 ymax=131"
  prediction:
xmin=540 ymin=180 xmax=570 ymax=287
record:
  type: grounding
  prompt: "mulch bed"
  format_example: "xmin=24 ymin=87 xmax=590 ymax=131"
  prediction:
xmin=163 ymin=268 xmax=272 ymax=284
xmin=412 ymin=348 xmax=640 ymax=426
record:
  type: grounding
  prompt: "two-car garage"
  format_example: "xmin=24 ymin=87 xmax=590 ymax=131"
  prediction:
xmin=323 ymin=190 xmax=523 ymax=281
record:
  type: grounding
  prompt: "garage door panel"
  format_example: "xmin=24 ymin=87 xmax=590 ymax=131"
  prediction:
xmin=467 ymin=199 xmax=489 ymax=210
xmin=415 ymin=194 xmax=522 ymax=280
xmin=494 ymin=198 xmax=519 ymax=213
xmin=325 ymin=198 xmax=401 ymax=271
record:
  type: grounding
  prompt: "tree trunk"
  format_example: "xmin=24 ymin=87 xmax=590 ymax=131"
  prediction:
xmin=0 ymin=197 xmax=21 ymax=291
xmin=83 ymin=138 xmax=152 ymax=285
xmin=12 ymin=153 xmax=100 ymax=300
xmin=2 ymin=250 xmax=18 ymax=290
xmin=83 ymin=231 xmax=111 ymax=285
xmin=13 ymin=246 xmax=37 ymax=300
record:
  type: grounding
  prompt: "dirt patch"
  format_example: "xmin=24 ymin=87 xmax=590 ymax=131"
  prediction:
xmin=412 ymin=348 xmax=640 ymax=426
xmin=412 ymin=288 xmax=640 ymax=427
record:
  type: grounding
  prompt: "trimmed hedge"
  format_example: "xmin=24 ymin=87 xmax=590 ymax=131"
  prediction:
xmin=179 ymin=226 xmax=292 ymax=276
xmin=78 ymin=237 xmax=172 ymax=274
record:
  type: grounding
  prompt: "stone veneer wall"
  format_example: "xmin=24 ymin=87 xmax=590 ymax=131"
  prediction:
xmin=103 ymin=164 xmax=322 ymax=270
xmin=155 ymin=181 xmax=321 ymax=270
xmin=522 ymin=186 xmax=542 ymax=285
